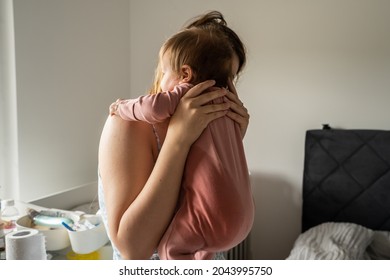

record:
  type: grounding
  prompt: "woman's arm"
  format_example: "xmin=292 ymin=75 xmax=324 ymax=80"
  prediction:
xmin=99 ymin=80 xmax=230 ymax=259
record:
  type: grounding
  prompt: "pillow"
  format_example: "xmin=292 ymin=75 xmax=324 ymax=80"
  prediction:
xmin=287 ymin=222 xmax=374 ymax=260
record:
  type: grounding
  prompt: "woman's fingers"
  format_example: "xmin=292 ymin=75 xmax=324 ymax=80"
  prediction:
xmin=184 ymin=80 xmax=216 ymax=98
xmin=227 ymin=109 xmax=249 ymax=139
xmin=168 ymin=82 xmax=229 ymax=146
xmin=227 ymin=77 xmax=238 ymax=96
xmin=224 ymin=89 xmax=250 ymax=139
xmin=184 ymin=80 xmax=230 ymax=107
xmin=190 ymin=88 xmax=228 ymax=107
xmin=228 ymin=96 xmax=248 ymax=116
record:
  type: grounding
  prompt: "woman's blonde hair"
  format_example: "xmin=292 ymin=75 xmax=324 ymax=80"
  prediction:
xmin=149 ymin=28 xmax=233 ymax=94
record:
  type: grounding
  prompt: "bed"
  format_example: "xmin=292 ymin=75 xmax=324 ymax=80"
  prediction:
xmin=287 ymin=127 xmax=390 ymax=260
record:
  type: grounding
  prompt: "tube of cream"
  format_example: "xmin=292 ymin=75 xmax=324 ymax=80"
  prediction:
xmin=28 ymin=209 xmax=74 ymax=228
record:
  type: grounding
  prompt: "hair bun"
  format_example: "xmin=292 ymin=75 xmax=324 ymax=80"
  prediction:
xmin=185 ymin=11 xmax=227 ymax=28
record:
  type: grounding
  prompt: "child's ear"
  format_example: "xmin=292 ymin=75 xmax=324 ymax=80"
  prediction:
xmin=180 ymin=65 xmax=194 ymax=83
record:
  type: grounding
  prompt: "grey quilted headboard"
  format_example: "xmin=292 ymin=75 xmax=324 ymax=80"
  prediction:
xmin=302 ymin=128 xmax=390 ymax=232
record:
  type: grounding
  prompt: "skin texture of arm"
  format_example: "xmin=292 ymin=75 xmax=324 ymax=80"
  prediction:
xmin=98 ymin=81 xmax=231 ymax=259
xmin=99 ymin=117 xmax=184 ymax=259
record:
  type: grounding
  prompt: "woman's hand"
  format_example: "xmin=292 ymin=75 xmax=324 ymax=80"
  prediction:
xmin=167 ymin=80 xmax=231 ymax=147
xmin=225 ymin=78 xmax=250 ymax=139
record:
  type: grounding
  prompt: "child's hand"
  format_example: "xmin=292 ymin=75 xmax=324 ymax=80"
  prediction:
xmin=109 ymin=99 xmax=123 ymax=116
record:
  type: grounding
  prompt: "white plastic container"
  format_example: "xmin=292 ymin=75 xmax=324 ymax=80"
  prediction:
xmin=66 ymin=214 xmax=109 ymax=254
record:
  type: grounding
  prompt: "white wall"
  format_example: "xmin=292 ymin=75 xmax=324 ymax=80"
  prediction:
xmin=7 ymin=0 xmax=130 ymax=205
xmin=3 ymin=0 xmax=389 ymax=259
xmin=129 ymin=0 xmax=390 ymax=259
xmin=0 ymin=0 xmax=19 ymax=199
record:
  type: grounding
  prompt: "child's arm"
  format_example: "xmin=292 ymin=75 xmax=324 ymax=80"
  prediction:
xmin=110 ymin=84 xmax=191 ymax=124
xmin=110 ymin=99 xmax=126 ymax=116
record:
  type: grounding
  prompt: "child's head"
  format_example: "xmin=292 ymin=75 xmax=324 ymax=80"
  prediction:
xmin=185 ymin=11 xmax=246 ymax=76
xmin=150 ymin=28 xmax=234 ymax=94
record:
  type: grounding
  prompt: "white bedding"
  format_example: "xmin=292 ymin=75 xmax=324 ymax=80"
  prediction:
xmin=287 ymin=222 xmax=390 ymax=260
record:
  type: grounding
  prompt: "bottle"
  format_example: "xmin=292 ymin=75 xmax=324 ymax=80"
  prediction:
xmin=0 ymin=199 xmax=6 ymax=260
xmin=1 ymin=199 xmax=19 ymax=234
xmin=0 ymin=199 xmax=5 ymax=236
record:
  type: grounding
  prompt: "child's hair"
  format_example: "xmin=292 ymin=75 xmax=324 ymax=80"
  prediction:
xmin=149 ymin=28 xmax=234 ymax=94
xmin=185 ymin=11 xmax=246 ymax=75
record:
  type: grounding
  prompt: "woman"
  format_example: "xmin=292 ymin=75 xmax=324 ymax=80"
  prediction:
xmin=98 ymin=11 xmax=249 ymax=260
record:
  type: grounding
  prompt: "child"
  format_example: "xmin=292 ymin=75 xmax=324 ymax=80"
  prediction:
xmin=110 ymin=28 xmax=254 ymax=260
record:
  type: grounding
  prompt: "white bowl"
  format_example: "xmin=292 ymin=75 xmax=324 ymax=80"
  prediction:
xmin=16 ymin=215 xmax=70 ymax=251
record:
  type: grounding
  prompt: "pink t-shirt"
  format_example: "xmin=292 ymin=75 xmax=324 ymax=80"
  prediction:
xmin=117 ymin=83 xmax=254 ymax=260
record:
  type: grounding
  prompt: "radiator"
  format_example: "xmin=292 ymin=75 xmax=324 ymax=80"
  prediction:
xmin=225 ymin=236 xmax=250 ymax=260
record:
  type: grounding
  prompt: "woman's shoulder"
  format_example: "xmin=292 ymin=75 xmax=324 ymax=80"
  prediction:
xmin=101 ymin=116 xmax=156 ymax=142
xmin=99 ymin=116 xmax=159 ymax=161
xmin=103 ymin=115 xmax=153 ymax=134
